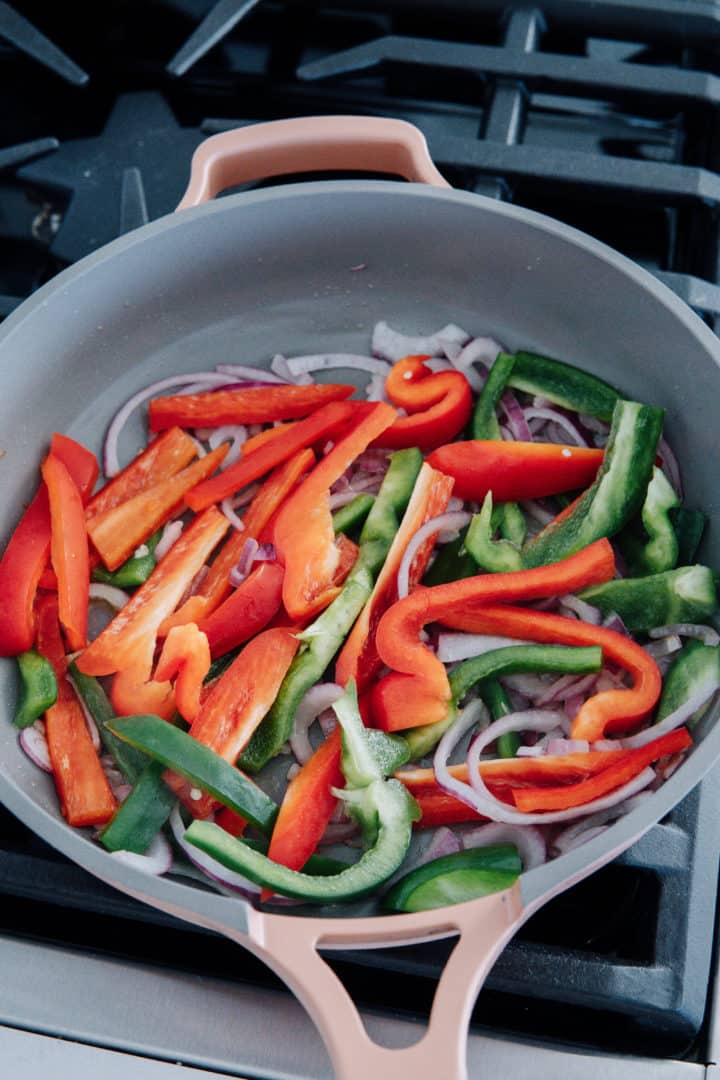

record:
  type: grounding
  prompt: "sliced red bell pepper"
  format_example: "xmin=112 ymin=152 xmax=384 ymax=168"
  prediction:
xmin=336 ymin=462 xmax=454 ymax=693
xmin=412 ymin=788 xmax=488 ymax=828
xmin=76 ymin=507 xmax=229 ymax=679
xmin=371 ymin=538 xmax=616 ymax=731
xmin=274 ymin=402 xmax=396 ymax=620
xmin=442 ymin=604 xmax=662 ymax=742
xmin=160 ymin=447 xmax=313 ymax=634
xmin=241 ymin=421 xmax=297 ymax=457
xmin=398 ymin=749 xmax=631 ymax=791
xmin=154 ymin=623 xmax=212 ymax=723
xmin=164 ymin=626 xmax=299 ymax=818
xmin=41 ymin=453 xmax=90 ymax=652
xmin=186 ymin=401 xmax=354 ymax=512
xmin=88 ymin=443 xmax=228 ymax=571
xmin=372 ymin=355 xmax=473 ymax=451
xmin=513 ymin=728 xmax=691 ymax=811
xmin=426 ymin=440 xmax=604 ymax=502
xmin=86 ymin=427 xmax=198 ymax=524
xmin=149 ymin=383 xmax=354 ymax=431
xmin=216 ymin=806 xmax=248 ymax=837
xmin=50 ymin=434 xmax=99 ymax=502
xmin=35 ymin=593 xmax=116 ymax=827
xmin=198 ymin=561 xmax=285 ymax=657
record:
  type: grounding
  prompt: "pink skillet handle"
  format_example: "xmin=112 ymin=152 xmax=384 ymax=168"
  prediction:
xmin=243 ymin=882 xmax=524 ymax=1080
xmin=176 ymin=115 xmax=450 ymax=209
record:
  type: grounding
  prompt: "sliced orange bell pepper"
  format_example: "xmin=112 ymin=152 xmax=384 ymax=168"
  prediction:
xmin=186 ymin=401 xmax=354 ymax=512
xmin=35 ymin=593 xmax=116 ymax=827
xmin=154 ymin=623 xmax=211 ymax=723
xmin=336 ymin=462 xmax=454 ymax=693
xmin=427 ymin=440 xmax=604 ymax=502
xmin=198 ymin=561 xmax=285 ymax=658
xmin=42 ymin=453 xmax=90 ymax=652
xmin=88 ymin=443 xmax=228 ymax=571
xmin=76 ymin=507 xmax=229 ymax=679
xmin=274 ymin=402 xmax=396 ymax=621
xmin=110 ymin=662 xmax=175 ymax=721
xmin=372 ymin=355 xmax=473 ymax=451
xmin=398 ymin=749 xmax=631 ymax=791
xmin=371 ymin=538 xmax=616 ymax=731
xmin=149 ymin=382 xmax=354 ymax=431
xmin=442 ymin=604 xmax=662 ymax=742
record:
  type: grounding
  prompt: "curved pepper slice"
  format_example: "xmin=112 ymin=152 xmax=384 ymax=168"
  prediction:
xmin=371 ymin=538 xmax=616 ymax=730
xmin=42 ymin=453 xmax=90 ymax=652
xmin=148 ymin=383 xmax=354 ymax=431
xmin=441 ymin=604 xmax=662 ymax=742
xmin=154 ymin=623 xmax=211 ymax=723
xmin=372 ymin=354 xmax=472 ymax=451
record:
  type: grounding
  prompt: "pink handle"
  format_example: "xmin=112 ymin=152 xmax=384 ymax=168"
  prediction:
xmin=244 ymin=883 xmax=524 ymax=1080
xmin=177 ymin=115 xmax=449 ymax=209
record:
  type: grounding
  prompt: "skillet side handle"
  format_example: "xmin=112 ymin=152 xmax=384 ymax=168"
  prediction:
xmin=177 ymin=115 xmax=450 ymax=209
xmin=247 ymin=882 xmax=523 ymax=1080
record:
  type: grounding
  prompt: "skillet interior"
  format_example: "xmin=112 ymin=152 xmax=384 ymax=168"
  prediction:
xmin=0 ymin=179 xmax=719 ymax=925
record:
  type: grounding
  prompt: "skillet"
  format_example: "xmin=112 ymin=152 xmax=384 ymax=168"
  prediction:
xmin=1 ymin=116 xmax=719 ymax=1078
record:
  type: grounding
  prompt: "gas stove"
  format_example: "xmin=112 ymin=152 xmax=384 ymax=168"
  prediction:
xmin=2 ymin=2 xmax=720 ymax=1077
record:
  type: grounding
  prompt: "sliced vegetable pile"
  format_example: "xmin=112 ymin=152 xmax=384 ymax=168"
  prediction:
xmin=2 ymin=323 xmax=718 ymax=914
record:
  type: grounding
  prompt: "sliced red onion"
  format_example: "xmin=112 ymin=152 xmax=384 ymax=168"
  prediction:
xmin=515 ymin=745 xmax=547 ymax=758
xmin=436 ymin=633 xmax=531 ymax=664
xmin=155 ymin=519 xmax=184 ymax=560
xmin=546 ymin=738 xmax=590 ymax=756
xmin=290 ymin=684 xmax=344 ymax=765
xmin=20 ymin=724 xmax=52 ymax=772
xmin=644 ymin=635 xmax=683 ymax=660
xmin=215 ymin=363 xmax=288 ymax=384
xmin=522 ymin=407 xmax=588 ymax=447
xmin=229 ymin=538 xmax=260 ymax=587
xmin=103 ymin=371 xmax=237 ymax=477
xmin=254 ymin=543 xmax=275 ymax=562
xmin=109 ymin=832 xmax=173 ymax=876
xmin=648 ymin=623 xmax=720 ymax=646
xmin=425 ymin=357 xmax=455 ymax=372
xmin=372 ymin=321 xmax=470 ymax=363
xmin=220 ymin=498 xmax=246 ymax=533
xmin=366 ymin=372 xmax=390 ymax=402
xmin=188 ymin=436 xmax=207 ymax=458
xmin=535 ymin=671 xmax=600 ymax=707
xmin=657 ymin=435 xmax=683 ymax=499
xmin=318 ymin=709 xmax=337 ymax=737
xmin=602 ymin=611 xmax=630 ymax=636
xmin=271 ymin=353 xmax=313 ymax=385
xmin=169 ymin=805 xmax=260 ymax=897
xmin=208 ymin=425 xmax=248 ymax=469
xmin=461 ymin=822 xmax=546 ymax=870
xmin=329 ymin=491 xmax=363 ymax=510
xmin=501 ymin=391 xmax=532 ymax=441
xmin=621 ymin=678 xmax=720 ymax=749
xmin=285 ymin=353 xmax=390 ymax=377
xmin=558 ymin=594 xmax=602 ymax=624
xmin=451 ymin=337 xmax=504 ymax=392
xmin=397 ymin=511 xmax=471 ymax=600
xmin=88 ymin=583 xmax=130 ymax=611
xmin=553 ymin=793 xmax=652 ymax=855
xmin=320 ymin=821 xmax=360 ymax=845
xmin=578 ymin=412 xmax=610 ymax=434
xmin=500 ymin=673 xmax=553 ymax=697
xmin=519 ymin=499 xmax=556 ymax=526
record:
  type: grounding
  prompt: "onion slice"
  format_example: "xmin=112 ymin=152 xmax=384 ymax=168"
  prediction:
xmin=436 ymin=633 xmax=532 ymax=664
xmin=648 ymin=623 xmax=720 ymax=646
xmin=155 ymin=520 xmax=184 ymax=560
xmin=450 ymin=337 xmax=504 ymax=392
xmin=290 ymin=684 xmax=344 ymax=765
xmin=397 ymin=511 xmax=471 ymax=600
xmin=169 ymin=805 xmax=261 ymax=897
xmin=461 ymin=822 xmax=546 ymax=870
xmin=110 ymin=832 xmax=173 ymax=876
xmin=19 ymin=724 xmax=52 ymax=772
xmin=523 ymin=407 xmax=588 ymax=447
xmin=372 ymin=321 xmax=470 ymax=363
xmin=285 ymin=353 xmax=390 ymax=377
xmin=88 ymin=583 xmax=131 ymax=611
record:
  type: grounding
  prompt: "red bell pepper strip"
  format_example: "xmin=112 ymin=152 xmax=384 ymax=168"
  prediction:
xmin=412 ymin=788 xmax=488 ymax=828
xmin=441 ymin=604 xmax=662 ymax=742
xmin=165 ymin=626 xmax=300 ymax=818
xmin=371 ymin=538 xmax=616 ymax=731
xmin=41 ymin=454 xmax=90 ymax=652
xmin=241 ymin=421 xmax=297 ymax=457
xmin=76 ymin=507 xmax=229 ymax=679
xmin=86 ymin=427 xmax=198 ymax=524
xmin=336 ymin=463 xmax=454 ymax=693
xmin=274 ymin=402 xmax=396 ymax=621
xmin=426 ymin=440 xmax=604 ymax=502
xmin=186 ymin=401 xmax=354 ymax=512
xmin=50 ymin=434 xmax=99 ymax=502
xmin=88 ymin=443 xmax=228 ymax=571
xmin=216 ymin=807 xmax=248 ymax=837
xmin=398 ymin=749 xmax=632 ymax=791
xmin=154 ymin=623 xmax=212 ymax=723
xmin=198 ymin=561 xmax=285 ymax=658
xmin=160 ymin=447 xmax=313 ymax=634
xmin=149 ymin=383 xmax=354 ymax=431
xmin=513 ymin=728 xmax=691 ymax=812
xmin=372 ymin=355 xmax=473 ymax=451
xmin=35 ymin=593 xmax=116 ymax=827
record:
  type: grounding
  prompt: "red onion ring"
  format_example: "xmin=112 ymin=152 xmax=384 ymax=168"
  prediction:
xmin=285 ymin=353 xmax=391 ymax=378
xmin=215 ymin=364 xmax=288 ymax=384
xmin=155 ymin=520 xmax=184 ymax=560
xmin=372 ymin=321 xmax=470 ymax=363
xmin=436 ymin=633 xmax=531 ymax=664
xmin=460 ymin=822 xmax=546 ymax=870
xmin=19 ymin=724 xmax=52 ymax=772
xmin=558 ymin=594 xmax=602 ymax=624
xmin=522 ymin=407 xmax=588 ymax=447
xmin=88 ymin=583 xmax=130 ymax=611
xmin=271 ymin=354 xmax=313 ymax=385
xmin=110 ymin=832 xmax=173 ymax=876
xmin=208 ymin=425 xmax=248 ymax=469
xmin=546 ymin=738 xmax=590 ymax=756
xmin=552 ymin=793 xmax=652 ymax=855
xmin=534 ymin=671 xmax=600 ymax=707
xmin=397 ymin=511 xmax=471 ymax=600
xmin=500 ymin=390 xmax=532 ymax=441
xmin=290 ymin=684 xmax=344 ymax=764
xmin=169 ymin=805 xmax=261 ymax=897
xmin=644 ymin=636 xmax=683 ymax=660
xmin=519 ymin=499 xmax=556 ymax=526
xmin=649 ymin=623 xmax=720 ymax=646
xmin=657 ymin=435 xmax=683 ymax=499
xmin=450 ymin=337 xmax=504 ymax=392
xmin=621 ymin=679 xmax=720 ymax=749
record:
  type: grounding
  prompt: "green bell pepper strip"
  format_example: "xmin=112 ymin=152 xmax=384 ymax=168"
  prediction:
xmin=656 ymin=639 xmax=720 ymax=726
xmin=14 ymin=650 xmax=57 ymax=728
xmin=91 ymin=530 xmax=160 ymax=588
xmin=241 ymin=837 xmax=350 ymax=876
xmin=239 ymin=448 xmax=423 ymax=774
xmin=578 ymin=565 xmax=719 ymax=634
xmin=422 ymin=526 xmax=477 ymax=587
xmin=99 ymin=761 xmax=176 ymax=854
xmin=621 ymin=467 xmax=680 ymax=576
xmin=106 ymin=714 xmax=278 ymax=835
xmin=403 ymin=644 xmax=602 ymax=760
xmin=465 ymin=493 xmax=524 ymax=573
xmin=671 ymin=508 xmax=707 ymax=565
xmin=383 ymin=845 xmax=521 ymax=913
xmin=68 ymin=663 xmax=148 ymax=782
xmin=481 ymin=678 xmax=518 ymax=757
xmin=522 ymin=400 xmax=665 ymax=568
xmin=331 ymin=493 xmax=375 ymax=536
xmin=504 ymin=351 xmax=622 ymax=421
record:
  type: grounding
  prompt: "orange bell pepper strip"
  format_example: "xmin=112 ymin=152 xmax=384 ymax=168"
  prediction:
xmin=186 ymin=401 xmax=354 ymax=512
xmin=336 ymin=462 xmax=454 ymax=694
xmin=441 ymin=604 xmax=662 ymax=742
xmin=154 ymin=623 xmax=211 ymax=723
xmin=398 ymin=749 xmax=632 ymax=791
xmin=426 ymin=440 xmax=604 ymax=502
xmin=198 ymin=561 xmax=285 ymax=657
xmin=149 ymin=382 xmax=354 ymax=431
xmin=76 ymin=507 xmax=229 ymax=679
xmin=86 ymin=427 xmax=198 ymax=524
xmin=372 ymin=355 xmax=472 ymax=451
xmin=164 ymin=626 xmax=300 ymax=818
xmin=35 ymin=593 xmax=116 ymax=827
xmin=110 ymin=663 xmax=175 ymax=721
xmin=274 ymin=402 xmax=396 ymax=621
xmin=42 ymin=453 xmax=90 ymax=652
xmin=88 ymin=443 xmax=228 ymax=571
xmin=371 ymin=538 xmax=616 ymax=731
xmin=160 ymin=447 xmax=313 ymax=634
xmin=513 ymin=728 xmax=691 ymax=812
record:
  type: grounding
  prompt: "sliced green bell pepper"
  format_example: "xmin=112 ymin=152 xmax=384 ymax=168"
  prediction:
xmin=621 ymin=466 xmax=679 ymax=576
xmin=579 ymin=564 xmax=718 ymax=633
xmin=14 ymin=649 xmax=57 ymax=728
xmin=504 ymin=351 xmax=622 ymax=420
xmin=671 ymin=507 xmax=707 ymax=565
xmin=331 ymin=493 xmax=375 ymax=536
xmin=656 ymin=638 xmax=720 ymax=725
xmin=92 ymin=530 xmax=160 ymax=588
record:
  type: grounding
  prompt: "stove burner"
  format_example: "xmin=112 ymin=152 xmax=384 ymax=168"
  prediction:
xmin=167 ymin=0 xmax=263 ymax=77
xmin=0 ymin=2 xmax=87 ymax=84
